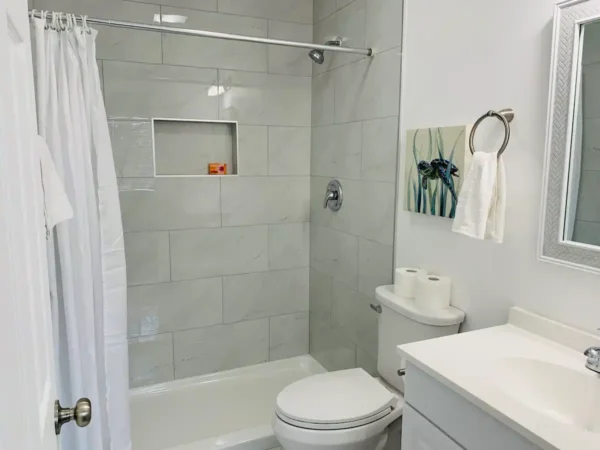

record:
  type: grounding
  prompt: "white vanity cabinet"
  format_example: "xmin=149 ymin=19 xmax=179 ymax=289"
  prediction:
xmin=401 ymin=364 xmax=542 ymax=450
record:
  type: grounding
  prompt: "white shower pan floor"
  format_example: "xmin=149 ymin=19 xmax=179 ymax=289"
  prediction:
xmin=130 ymin=355 xmax=326 ymax=450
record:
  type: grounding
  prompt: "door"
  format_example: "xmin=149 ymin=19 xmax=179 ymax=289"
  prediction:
xmin=0 ymin=0 xmax=58 ymax=449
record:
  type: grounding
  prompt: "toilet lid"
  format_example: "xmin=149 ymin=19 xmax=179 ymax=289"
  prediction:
xmin=275 ymin=369 xmax=397 ymax=428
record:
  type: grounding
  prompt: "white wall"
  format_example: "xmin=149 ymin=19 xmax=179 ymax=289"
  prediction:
xmin=396 ymin=0 xmax=600 ymax=333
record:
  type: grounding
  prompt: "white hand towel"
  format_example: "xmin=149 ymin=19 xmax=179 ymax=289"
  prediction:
xmin=452 ymin=151 xmax=506 ymax=243
xmin=37 ymin=135 xmax=74 ymax=232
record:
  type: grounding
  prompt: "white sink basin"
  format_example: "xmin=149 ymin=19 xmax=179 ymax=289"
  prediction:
xmin=493 ymin=358 xmax=600 ymax=433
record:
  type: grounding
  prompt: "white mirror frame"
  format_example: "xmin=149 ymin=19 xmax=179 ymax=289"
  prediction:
xmin=540 ymin=0 xmax=600 ymax=273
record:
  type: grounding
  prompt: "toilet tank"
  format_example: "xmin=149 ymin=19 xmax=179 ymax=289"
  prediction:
xmin=375 ymin=285 xmax=465 ymax=393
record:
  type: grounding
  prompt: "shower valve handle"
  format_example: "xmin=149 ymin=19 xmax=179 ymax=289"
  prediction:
xmin=323 ymin=180 xmax=343 ymax=211
xmin=323 ymin=191 xmax=337 ymax=208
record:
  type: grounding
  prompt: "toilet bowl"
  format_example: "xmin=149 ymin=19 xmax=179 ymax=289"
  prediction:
xmin=273 ymin=285 xmax=465 ymax=450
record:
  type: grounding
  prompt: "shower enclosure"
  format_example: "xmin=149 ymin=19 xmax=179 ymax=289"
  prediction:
xmin=31 ymin=0 xmax=402 ymax=448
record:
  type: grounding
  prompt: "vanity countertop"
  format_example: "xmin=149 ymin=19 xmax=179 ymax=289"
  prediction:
xmin=398 ymin=308 xmax=600 ymax=450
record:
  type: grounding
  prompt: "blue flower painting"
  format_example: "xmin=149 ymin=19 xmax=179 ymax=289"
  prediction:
xmin=404 ymin=126 xmax=470 ymax=219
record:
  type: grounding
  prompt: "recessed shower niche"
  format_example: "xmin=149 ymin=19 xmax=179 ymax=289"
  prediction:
xmin=152 ymin=118 xmax=239 ymax=176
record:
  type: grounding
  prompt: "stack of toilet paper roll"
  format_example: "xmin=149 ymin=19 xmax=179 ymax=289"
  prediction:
xmin=394 ymin=268 xmax=452 ymax=310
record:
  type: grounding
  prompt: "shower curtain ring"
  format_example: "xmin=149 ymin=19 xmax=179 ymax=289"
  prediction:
xmin=42 ymin=10 xmax=49 ymax=29
xmin=50 ymin=11 xmax=58 ymax=31
xmin=59 ymin=13 xmax=67 ymax=31
xmin=83 ymin=15 xmax=91 ymax=34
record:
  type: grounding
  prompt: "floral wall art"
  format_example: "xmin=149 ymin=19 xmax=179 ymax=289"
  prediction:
xmin=404 ymin=125 xmax=472 ymax=219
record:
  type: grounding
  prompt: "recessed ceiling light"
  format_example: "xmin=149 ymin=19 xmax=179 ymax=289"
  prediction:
xmin=208 ymin=85 xmax=226 ymax=97
xmin=153 ymin=14 xmax=188 ymax=24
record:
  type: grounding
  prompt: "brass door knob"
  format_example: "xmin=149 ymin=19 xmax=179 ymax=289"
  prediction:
xmin=55 ymin=398 xmax=92 ymax=435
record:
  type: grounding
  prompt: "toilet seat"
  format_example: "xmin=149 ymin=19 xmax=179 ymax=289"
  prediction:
xmin=275 ymin=368 xmax=400 ymax=431
xmin=277 ymin=407 xmax=393 ymax=430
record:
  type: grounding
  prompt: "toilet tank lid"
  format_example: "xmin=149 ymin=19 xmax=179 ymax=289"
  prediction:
xmin=375 ymin=285 xmax=465 ymax=326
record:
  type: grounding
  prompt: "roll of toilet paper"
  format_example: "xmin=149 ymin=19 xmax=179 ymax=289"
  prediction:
xmin=414 ymin=274 xmax=452 ymax=310
xmin=394 ymin=268 xmax=427 ymax=299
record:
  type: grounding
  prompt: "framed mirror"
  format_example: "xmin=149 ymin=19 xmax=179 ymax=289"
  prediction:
xmin=541 ymin=0 xmax=600 ymax=272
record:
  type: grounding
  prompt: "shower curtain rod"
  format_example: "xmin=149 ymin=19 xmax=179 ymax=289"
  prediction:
xmin=29 ymin=10 xmax=373 ymax=57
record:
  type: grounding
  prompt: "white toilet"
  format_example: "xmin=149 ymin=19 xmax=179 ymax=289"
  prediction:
xmin=273 ymin=285 xmax=465 ymax=450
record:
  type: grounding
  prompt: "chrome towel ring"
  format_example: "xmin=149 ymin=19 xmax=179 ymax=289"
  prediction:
xmin=469 ymin=108 xmax=515 ymax=158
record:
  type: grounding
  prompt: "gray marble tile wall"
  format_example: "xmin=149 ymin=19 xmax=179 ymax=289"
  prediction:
xmin=309 ymin=0 xmax=402 ymax=374
xmin=34 ymin=0 xmax=313 ymax=388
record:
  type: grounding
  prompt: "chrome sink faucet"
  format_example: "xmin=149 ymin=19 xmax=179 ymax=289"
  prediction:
xmin=584 ymin=347 xmax=600 ymax=374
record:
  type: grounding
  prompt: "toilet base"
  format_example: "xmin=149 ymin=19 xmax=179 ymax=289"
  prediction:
xmin=383 ymin=416 xmax=402 ymax=450
xmin=277 ymin=425 xmax=402 ymax=450
xmin=277 ymin=433 xmax=387 ymax=450
xmin=273 ymin=406 xmax=403 ymax=450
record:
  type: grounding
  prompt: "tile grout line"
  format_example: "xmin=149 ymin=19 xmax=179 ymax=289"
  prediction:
xmin=266 ymin=20 xmax=270 ymax=73
xmin=359 ymin=120 xmax=365 ymax=181
xmin=218 ymin=176 xmax=223 ymax=227
xmin=133 ymin=312 xmax=310 ymax=342
xmin=128 ymin=266 xmax=310 ymax=290
xmin=363 ymin=0 xmax=368 ymax=52
xmin=357 ymin=233 xmax=362 ymax=299
xmin=310 ymin=174 xmax=397 ymax=186
xmin=221 ymin=276 xmax=225 ymax=324
xmin=314 ymin=0 xmax=351 ymax=25
xmin=332 ymin=55 xmax=337 ymax=124
xmin=267 ymin=315 xmax=271 ymax=361
xmin=171 ymin=330 xmax=176 ymax=381
xmin=124 ymin=221 xmax=315 ymax=238
xmin=159 ymin=5 xmax=164 ymax=64
xmin=266 ymin=222 xmax=271 ymax=271
xmin=216 ymin=68 xmax=221 ymax=119
xmin=266 ymin=126 xmax=271 ymax=175
xmin=101 ymin=59 xmax=312 ymax=80
xmin=313 ymin=113 xmax=400 ymax=128
xmin=168 ymin=230 xmax=172 ymax=281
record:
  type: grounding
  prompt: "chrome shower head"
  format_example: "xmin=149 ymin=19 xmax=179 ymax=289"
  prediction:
xmin=309 ymin=49 xmax=325 ymax=64
xmin=308 ymin=38 xmax=342 ymax=65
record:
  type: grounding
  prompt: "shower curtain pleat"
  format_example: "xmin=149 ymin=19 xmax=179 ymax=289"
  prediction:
xmin=31 ymin=17 xmax=130 ymax=450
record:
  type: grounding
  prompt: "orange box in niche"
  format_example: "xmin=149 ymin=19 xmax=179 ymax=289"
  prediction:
xmin=208 ymin=163 xmax=227 ymax=175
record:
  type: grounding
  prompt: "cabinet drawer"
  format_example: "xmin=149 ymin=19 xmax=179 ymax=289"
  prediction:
xmin=402 ymin=405 xmax=464 ymax=450
xmin=404 ymin=364 xmax=540 ymax=450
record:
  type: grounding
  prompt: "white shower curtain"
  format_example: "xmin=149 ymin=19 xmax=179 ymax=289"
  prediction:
xmin=32 ymin=14 xmax=130 ymax=450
